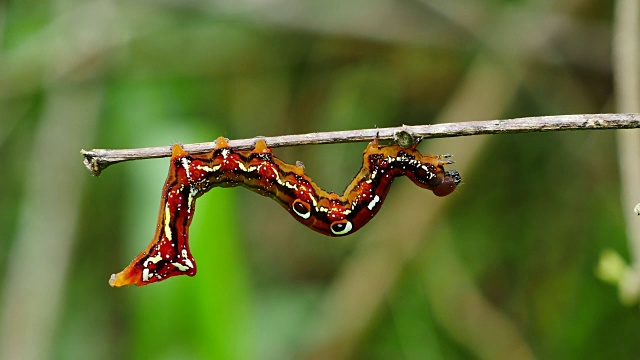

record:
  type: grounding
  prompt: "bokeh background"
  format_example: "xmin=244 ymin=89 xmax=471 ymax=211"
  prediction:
xmin=1 ymin=0 xmax=640 ymax=359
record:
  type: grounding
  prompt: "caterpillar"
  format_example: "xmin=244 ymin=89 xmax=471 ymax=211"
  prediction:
xmin=109 ymin=137 xmax=461 ymax=287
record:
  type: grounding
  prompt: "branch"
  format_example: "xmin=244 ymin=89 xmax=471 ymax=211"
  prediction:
xmin=81 ymin=113 xmax=640 ymax=176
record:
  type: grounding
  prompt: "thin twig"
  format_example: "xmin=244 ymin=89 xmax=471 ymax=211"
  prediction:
xmin=82 ymin=113 xmax=640 ymax=176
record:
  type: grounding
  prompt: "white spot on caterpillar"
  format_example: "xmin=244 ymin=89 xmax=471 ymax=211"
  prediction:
xmin=172 ymin=262 xmax=190 ymax=272
xmin=368 ymin=195 xmax=380 ymax=211
xmin=261 ymin=164 xmax=281 ymax=183
xmin=142 ymin=268 xmax=150 ymax=282
xmin=181 ymin=249 xmax=194 ymax=269
xmin=188 ymin=187 xmax=198 ymax=212
xmin=420 ymin=165 xmax=436 ymax=179
xmin=144 ymin=254 xmax=163 ymax=267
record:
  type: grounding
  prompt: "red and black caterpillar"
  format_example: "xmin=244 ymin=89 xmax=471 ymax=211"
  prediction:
xmin=109 ymin=137 xmax=461 ymax=287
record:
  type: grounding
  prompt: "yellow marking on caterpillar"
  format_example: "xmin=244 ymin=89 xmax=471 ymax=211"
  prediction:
xmin=164 ymin=201 xmax=172 ymax=241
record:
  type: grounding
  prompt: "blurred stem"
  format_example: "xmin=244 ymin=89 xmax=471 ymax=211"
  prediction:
xmin=611 ymin=0 xmax=640 ymax=304
xmin=0 ymin=3 xmax=5 ymax=46
xmin=419 ymin=229 xmax=535 ymax=360
xmin=82 ymin=113 xmax=640 ymax=176
xmin=0 ymin=85 xmax=102 ymax=360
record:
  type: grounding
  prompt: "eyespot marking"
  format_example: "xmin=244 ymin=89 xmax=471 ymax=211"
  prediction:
xmin=292 ymin=199 xmax=311 ymax=219
xmin=330 ymin=220 xmax=353 ymax=236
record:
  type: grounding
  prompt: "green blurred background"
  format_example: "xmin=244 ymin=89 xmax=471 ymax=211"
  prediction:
xmin=1 ymin=0 xmax=639 ymax=359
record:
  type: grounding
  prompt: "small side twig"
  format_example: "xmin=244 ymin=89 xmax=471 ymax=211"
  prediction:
xmin=81 ymin=113 xmax=640 ymax=176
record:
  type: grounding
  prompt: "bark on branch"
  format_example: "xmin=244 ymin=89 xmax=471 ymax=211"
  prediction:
xmin=81 ymin=113 xmax=640 ymax=176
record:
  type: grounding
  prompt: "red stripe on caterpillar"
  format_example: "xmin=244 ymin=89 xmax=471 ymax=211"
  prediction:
xmin=109 ymin=137 xmax=460 ymax=287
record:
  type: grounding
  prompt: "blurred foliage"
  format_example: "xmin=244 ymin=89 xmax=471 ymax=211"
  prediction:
xmin=1 ymin=0 xmax=639 ymax=359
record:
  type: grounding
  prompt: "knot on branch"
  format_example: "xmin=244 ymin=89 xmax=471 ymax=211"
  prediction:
xmin=393 ymin=129 xmax=416 ymax=148
xmin=81 ymin=150 xmax=106 ymax=176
